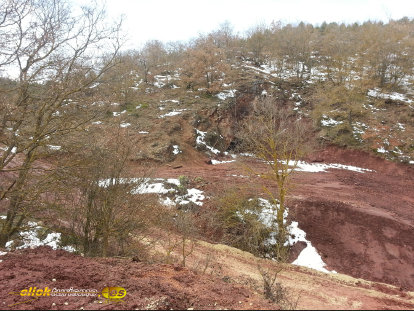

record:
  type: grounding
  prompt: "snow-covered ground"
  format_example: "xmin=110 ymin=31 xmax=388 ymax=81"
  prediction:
xmin=195 ymin=129 xmax=220 ymax=154
xmin=0 ymin=219 xmax=75 ymax=254
xmin=377 ymin=147 xmax=387 ymax=154
xmin=159 ymin=109 xmax=187 ymax=118
xmin=211 ymin=159 xmax=235 ymax=165
xmin=241 ymin=198 xmax=335 ymax=273
xmin=99 ymin=177 xmax=206 ymax=207
xmin=47 ymin=145 xmax=61 ymax=151
xmin=134 ymin=178 xmax=205 ymax=207
xmin=234 ymin=153 xmax=373 ymax=173
xmin=368 ymin=88 xmax=413 ymax=104
xmin=173 ymin=145 xmax=182 ymax=155
xmin=153 ymin=73 xmax=180 ymax=88
xmin=113 ymin=110 xmax=127 ymax=117
xmin=160 ymin=99 xmax=179 ymax=104
xmin=352 ymin=122 xmax=369 ymax=140
xmin=288 ymin=221 xmax=336 ymax=273
xmin=293 ymin=161 xmax=374 ymax=173
xmin=174 ymin=188 xmax=205 ymax=206
xmin=131 ymin=178 xmax=179 ymax=194
xmin=321 ymin=115 xmax=343 ymax=127
xmin=216 ymin=89 xmax=237 ymax=100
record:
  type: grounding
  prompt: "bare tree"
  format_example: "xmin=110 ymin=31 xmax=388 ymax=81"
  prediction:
xmin=244 ymin=24 xmax=272 ymax=67
xmin=156 ymin=208 xmax=197 ymax=266
xmin=60 ymin=126 xmax=151 ymax=257
xmin=181 ymin=34 xmax=232 ymax=93
xmin=136 ymin=40 xmax=167 ymax=84
xmin=237 ymin=97 xmax=312 ymax=261
xmin=0 ymin=0 xmax=122 ymax=247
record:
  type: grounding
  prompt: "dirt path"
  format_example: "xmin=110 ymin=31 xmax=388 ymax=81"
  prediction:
xmin=189 ymin=240 xmax=414 ymax=310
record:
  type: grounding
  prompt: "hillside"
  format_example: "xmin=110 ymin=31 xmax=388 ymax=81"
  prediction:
xmin=1 ymin=3 xmax=414 ymax=310
xmin=1 ymin=245 xmax=413 ymax=310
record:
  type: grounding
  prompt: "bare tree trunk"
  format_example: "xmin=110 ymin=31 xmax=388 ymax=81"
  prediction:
xmin=0 ymin=148 xmax=35 ymax=247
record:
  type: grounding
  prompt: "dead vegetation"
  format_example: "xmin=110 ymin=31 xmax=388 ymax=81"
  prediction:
xmin=0 ymin=2 xmax=413 ymax=309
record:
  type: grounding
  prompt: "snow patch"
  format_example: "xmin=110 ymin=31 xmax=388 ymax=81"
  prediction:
xmin=160 ymin=99 xmax=179 ymax=104
xmin=321 ymin=115 xmax=343 ymax=127
xmin=396 ymin=123 xmax=406 ymax=131
xmin=160 ymin=197 xmax=175 ymax=207
xmin=239 ymin=152 xmax=255 ymax=157
xmin=159 ymin=109 xmax=187 ymax=118
xmin=282 ymin=160 xmax=374 ymax=173
xmin=195 ymin=129 xmax=220 ymax=155
xmin=242 ymin=199 xmax=335 ymax=273
xmin=3 ymin=220 xmax=75 ymax=252
xmin=289 ymin=221 xmax=336 ymax=273
xmin=173 ymin=145 xmax=182 ymax=155
xmin=211 ymin=159 xmax=235 ymax=165
xmin=153 ymin=74 xmax=180 ymax=88
xmin=175 ymin=188 xmax=205 ymax=206
xmin=113 ymin=110 xmax=127 ymax=117
xmin=216 ymin=89 xmax=236 ymax=100
xmin=47 ymin=145 xmax=61 ymax=151
xmin=131 ymin=178 xmax=179 ymax=194
xmin=368 ymin=88 xmax=413 ymax=104
xmin=239 ymin=198 xmax=335 ymax=273
xmin=106 ymin=178 xmax=206 ymax=207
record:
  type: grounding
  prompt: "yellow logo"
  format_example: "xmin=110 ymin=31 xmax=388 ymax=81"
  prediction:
xmin=20 ymin=286 xmax=51 ymax=297
xmin=8 ymin=287 xmax=51 ymax=307
xmin=101 ymin=287 xmax=127 ymax=303
xmin=8 ymin=286 xmax=120 ymax=307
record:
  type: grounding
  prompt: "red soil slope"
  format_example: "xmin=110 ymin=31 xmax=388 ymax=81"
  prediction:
xmin=153 ymin=145 xmax=414 ymax=290
xmin=0 ymin=247 xmax=275 ymax=310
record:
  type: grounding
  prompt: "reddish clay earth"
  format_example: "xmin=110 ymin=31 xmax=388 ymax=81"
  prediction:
xmin=152 ymin=145 xmax=414 ymax=291
xmin=1 ymin=243 xmax=413 ymax=310
xmin=2 ymin=144 xmax=414 ymax=309
xmin=0 ymin=247 xmax=275 ymax=310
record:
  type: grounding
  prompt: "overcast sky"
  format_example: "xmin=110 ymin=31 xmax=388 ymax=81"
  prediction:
xmin=103 ymin=0 xmax=414 ymax=49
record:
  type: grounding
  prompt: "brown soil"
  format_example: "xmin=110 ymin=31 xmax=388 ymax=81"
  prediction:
xmin=0 ymin=247 xmax=275 ymax=310
xmin=3 ymin=129 xmax=414 ymax=308
xmin=1 ymin=243 xmax=414 ymax=311
xmin=149 ymin=144 xmax=414 ymax=291
xmin=188 ymin=240 xmax=414 ymax=310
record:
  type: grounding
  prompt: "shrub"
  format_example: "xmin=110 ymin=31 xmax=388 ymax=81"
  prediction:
xmin=215 ymin=191 xmax=274 ymax=257
xmin=177 ymin=175 xmax=190 ymax=195
xmin=257 ymin=262 xmax=300 ymax=309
